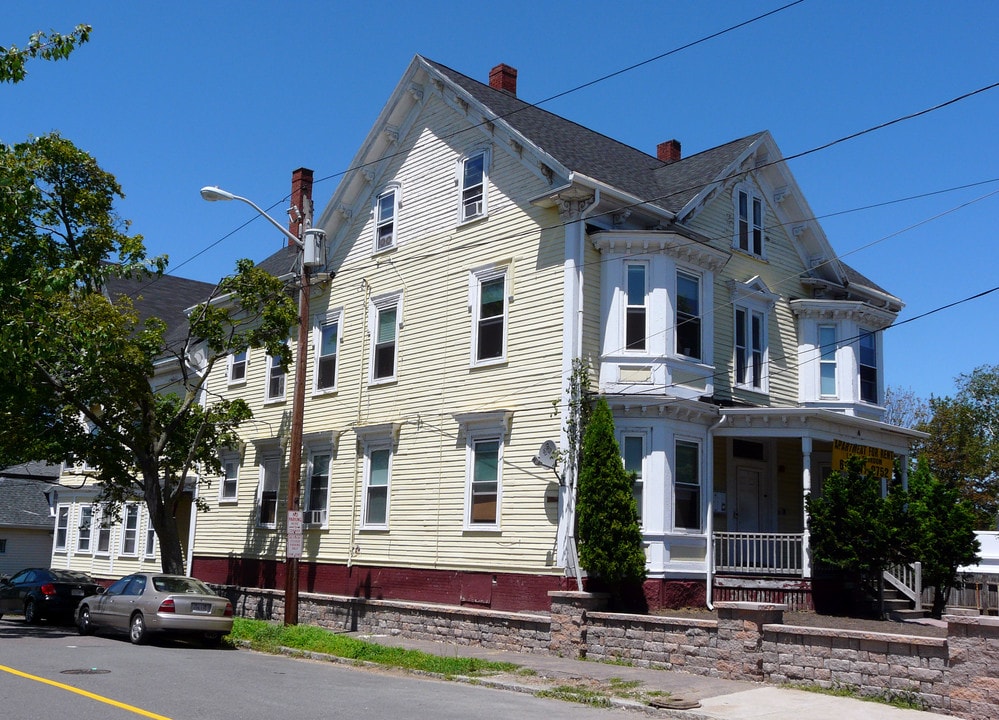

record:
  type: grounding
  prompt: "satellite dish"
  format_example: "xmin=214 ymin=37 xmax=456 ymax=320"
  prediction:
xmin=532 ymin=440 xmax=558 ymax=469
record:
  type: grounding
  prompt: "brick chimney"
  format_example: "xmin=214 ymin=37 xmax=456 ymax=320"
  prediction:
xmin=657 ymin=139 xmax=682 ymax=164
xmin=489 ymin=63 xmax=518 ymax=96
xmin=289 ymin=167 xmax=314 ymax=245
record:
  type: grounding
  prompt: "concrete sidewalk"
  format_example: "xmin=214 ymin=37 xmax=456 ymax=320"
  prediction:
xmin=345 ymin=630 xmax=950 ymax=719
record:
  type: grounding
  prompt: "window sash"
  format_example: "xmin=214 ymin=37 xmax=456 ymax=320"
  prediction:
xmin=819 ymin=325 xmax=837 ymax=396
xmin=622 ymin=435 xmax=644 ymax=524
xmin=121 ymin=505 xmax=139 ymax=555
xmin=221 ymin=458 xmax=239 ymax=500
xmin=364 ymin=448 xmax=390 ymax=526
xmin=373 ymin=306 xmax=397 ymax=379
xmin=77 ymin=506 xmax=92 ymax=552
xmin=306 ymin=452 xmax=330 ymax=517
xmin=735 ymin=308 xmax=765 ymax=389
xmin=317 ymin=322 xmax=338 ymax=390
xmin=676 ymin=271 xmax=701 ymax=360
xmin=674 ymin=440 xmax=701 ymax=531
xmin=461 ymin=153 xmax=486 ymax=221
xmin=859 ymin=330 xmax=878 ymax=403
xmin=375 ymin=189 xmax=396 ymax=251
xmin=625 ymin=265 xmax=646 ymax=351
xmin=737 ymin=190 xmax=763 ymax=255
xmin=267 ymin=354 xmax=286 ymax=400
xmin=55 ymin=506 xmax=69 ymax=550
xmin=476 ymin=275 xmax=506 ymax=361
xmin=229 ymin=350 xmax=247 ymax=383
xmin=258 ymin=459 xmax=280 ymax=526
xmin=469 ymin=439 xmax=500 ymax=525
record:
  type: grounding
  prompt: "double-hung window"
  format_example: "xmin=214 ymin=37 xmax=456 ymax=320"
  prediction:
xmin=859 ymin=330 xmax=878 ymax=403
xmin=220 ymin=453 xmax=239 ymax=503
xmin=735 ymin=307 xmax=766 ymax=390
xmin=363 ymin=446 xmax=391 ymax=528
xmin=472 ymin=268 xmax=507 ymax=364
xmin=77 ymin=505 xmax=93 ymax=553
xmin=460 ymin=151 xmax=488 ymax=222
xmin=315 ymin=312 xmax=341 ymax=392
xmin=674 ymin=439 xmax=702 ymax=531
xmin=305 ymin=450 xmax=330 ymax=526
xmin=95 ymin=507 xmax=111 ymax=555
xmin=121 ymin=505 xmax=139 ymax=555
xmin=144 ymin=520 xmax=156 ymax=558
xmin=625 ymin=264 xmax=647 ymax=351
xmin=675 ymin=271 xmax=701 ymax=360
xmin=818 ymin=325 xmax=837 ymax=397
xmin=371 ymin=295 xmax=401 ymax=382
xmin=736 ymin=187 xmax=764 ymax=256
xmin=229 ymin=349 xmax=247 ymax=384
xmin=467 ymin=437 xmax=501 ymax=528
xmin=258 ymin=457 xmax=280 ymax=527
xmin=622 ymin=434 xmax=645 ymax=525
xmin=374 ymin=187 xmax=399 ymax=252
xmin=265 ymin=351 xmax=286 ymax=402
xmin=54 ymin=506 xmax=69 ymax=551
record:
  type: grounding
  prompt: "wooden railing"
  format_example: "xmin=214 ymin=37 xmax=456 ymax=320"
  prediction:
xmin=713 ymin=532 xmax=804 ymax=576
xmin=884 ymin=561 xmax=922 ymax=608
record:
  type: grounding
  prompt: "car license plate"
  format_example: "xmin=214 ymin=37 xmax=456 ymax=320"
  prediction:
xmin=191 ymin=602 xmax=212 ymax=614
xmin=71 ymin=588 xmax=84 ymax=596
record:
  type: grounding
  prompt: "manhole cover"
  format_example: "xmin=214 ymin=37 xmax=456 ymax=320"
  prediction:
xmin=61 ymin=668 xmax=111 ymax=675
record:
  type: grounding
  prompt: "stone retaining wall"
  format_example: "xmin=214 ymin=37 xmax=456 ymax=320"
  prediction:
xmin=220 ymin=585 xmax=999 ymax=719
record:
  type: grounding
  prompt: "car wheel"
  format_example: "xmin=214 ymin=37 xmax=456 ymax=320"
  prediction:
xmin=77 ymin=605 xmax=94 ymax=635
xmin=129 ymin=612 xmax=147 ymax=644
xmin=24 ymin=599 xmax=40 ymax=625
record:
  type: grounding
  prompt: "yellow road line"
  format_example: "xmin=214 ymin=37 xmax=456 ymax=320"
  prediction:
xmin=0 ymin=664 xmax=173 ymax=720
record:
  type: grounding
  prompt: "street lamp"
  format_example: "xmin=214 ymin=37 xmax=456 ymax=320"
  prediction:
xmin=201 ymin=185 xmax=325 ymax=625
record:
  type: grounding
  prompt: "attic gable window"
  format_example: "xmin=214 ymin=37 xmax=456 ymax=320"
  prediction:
xmin=374 ymin=186 xmax=399 ymax=253
xmin=735 ymin=186 xmax=764 ymax=257
xmin=459 ymin=150 xmax=488 ymax=223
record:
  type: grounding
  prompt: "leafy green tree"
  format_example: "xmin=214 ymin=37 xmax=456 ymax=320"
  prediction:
xmin=897 ymin=459 xmax=980 ymax=618
xmin=576 ymin=397 xmax=646 ymax=601
xmin=917 ymin=365 xmax=999 ymax=529
xmin=0 ymin=133 xmax=298 ymax=574
xmin=1 ymin=25 xmax=91 ymax=83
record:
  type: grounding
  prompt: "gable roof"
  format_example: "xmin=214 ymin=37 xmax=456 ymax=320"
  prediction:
xmin=0 ymin=463 xmax=59 ymax=529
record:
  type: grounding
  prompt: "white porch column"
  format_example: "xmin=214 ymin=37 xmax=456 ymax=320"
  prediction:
xmin=801 ymin=436 xmax=812 ymax=578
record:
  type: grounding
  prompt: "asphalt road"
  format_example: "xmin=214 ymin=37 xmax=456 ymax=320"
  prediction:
xmin=0 ymin=618 xmax=637 ymax=720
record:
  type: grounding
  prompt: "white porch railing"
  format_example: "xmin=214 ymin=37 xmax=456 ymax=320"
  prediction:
xmin=713 ymin=532 xmax=804 ymax=576
xmin=884 ymin=561 xmax=922 ymax=608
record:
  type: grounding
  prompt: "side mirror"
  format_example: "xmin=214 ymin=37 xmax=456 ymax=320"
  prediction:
xmin=96 ymin=587 xmax=106 ymax=594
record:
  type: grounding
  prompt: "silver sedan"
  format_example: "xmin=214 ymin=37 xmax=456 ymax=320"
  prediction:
xmin=77 ymin=573 xmax=234 ymax=646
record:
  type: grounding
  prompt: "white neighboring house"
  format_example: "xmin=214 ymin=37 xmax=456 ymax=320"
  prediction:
xmin=50 ymin=271 xmax=217 ymax=582
xmin=0 ymin=463 xmax=58 ymax=577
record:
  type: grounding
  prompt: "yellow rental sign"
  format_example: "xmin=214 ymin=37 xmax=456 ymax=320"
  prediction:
xmin=831 ymin=439 xmax=895 ymax=481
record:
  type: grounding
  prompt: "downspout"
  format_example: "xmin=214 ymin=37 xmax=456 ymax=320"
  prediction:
xmin=346 ymin=280 xmax=371 ymax=568
xmin=705 ymin=413 xmax=728 ymax=610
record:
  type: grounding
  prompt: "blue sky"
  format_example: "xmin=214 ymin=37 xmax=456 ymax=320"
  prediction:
xmin=5 ymin=1 xmax=998 ymax=401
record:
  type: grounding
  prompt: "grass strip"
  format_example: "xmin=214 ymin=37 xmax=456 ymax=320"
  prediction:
xmin=229 ymin=618 xmax=518 ymax=677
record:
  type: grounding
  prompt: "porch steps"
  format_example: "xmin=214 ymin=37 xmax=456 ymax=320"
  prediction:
xmin=883 ymin=586 xmax=927 ymax=621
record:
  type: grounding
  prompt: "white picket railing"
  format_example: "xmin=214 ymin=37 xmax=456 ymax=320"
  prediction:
xmin=713 ymin=532 xmax=804 ymax=576
xmin=884 ymin=561 xmax=922 ymax=608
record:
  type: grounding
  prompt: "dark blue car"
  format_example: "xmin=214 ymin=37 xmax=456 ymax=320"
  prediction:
xmin=0 ymin=568 xmax=103 ymax=623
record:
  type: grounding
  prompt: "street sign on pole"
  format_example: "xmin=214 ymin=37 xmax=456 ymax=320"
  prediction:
xmin=287 ymin=510 xmax=303 ymax=560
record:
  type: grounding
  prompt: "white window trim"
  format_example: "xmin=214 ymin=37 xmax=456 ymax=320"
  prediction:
xmin=219 ymin=451 xmax=240 ymax=504
xmin=469 ymin=265 xmax=509 ymax=367
xmin=733 ymin=183 xmax=766 ymax=259
xmin=264 ymin=350 xmax=287 ymax=403
xmin=313 ymin=309 xmax=343 ymax=395
xmin=54 ymin=504 xmax=70 ymax=552
xmin=369 ymin=292 xmax=402 ymax=385
xmin=94 ymin=507 xmax=112 ymax=557
xmin=734 ymin=306 xmax=768 ymax=393
xmin=818 ymin=324 xmax=838 ymax=399
xmin=257 ymin=456 xmax=281 ymax=529
xmin=119 ymin=504 xmax=140 ymax=557
xmin=361 ymin=442 xmax=392 ymax=530
xmin=373 ymin=184 xmax=401 ymax=254
xmin=304 ymin=447 xmax=332 ymax=528
xmin=457 ymin=149 xmax=489 ymax=224
xmin=228 ymin=349 xmax=248 ymax=386
xmin=672 ymin=437 xmax=703 ymax=534
xmin=463 ymin=431 xmax=504 ymax=531
xmin=77 ymin=505 xmax=93 ymax=554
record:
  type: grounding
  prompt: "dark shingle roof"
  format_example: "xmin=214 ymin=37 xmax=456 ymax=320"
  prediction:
xmin=104 ymin=272 xmax=218 ymax=349
xmin=0 ymin=463 xmax=58 ymax=529
xmin=424 ymin=58 xmax=763 ymax=216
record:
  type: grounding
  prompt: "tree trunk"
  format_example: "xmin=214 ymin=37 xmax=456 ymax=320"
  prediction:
xmin=140 ymin=465 xmax=187 ymax=575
